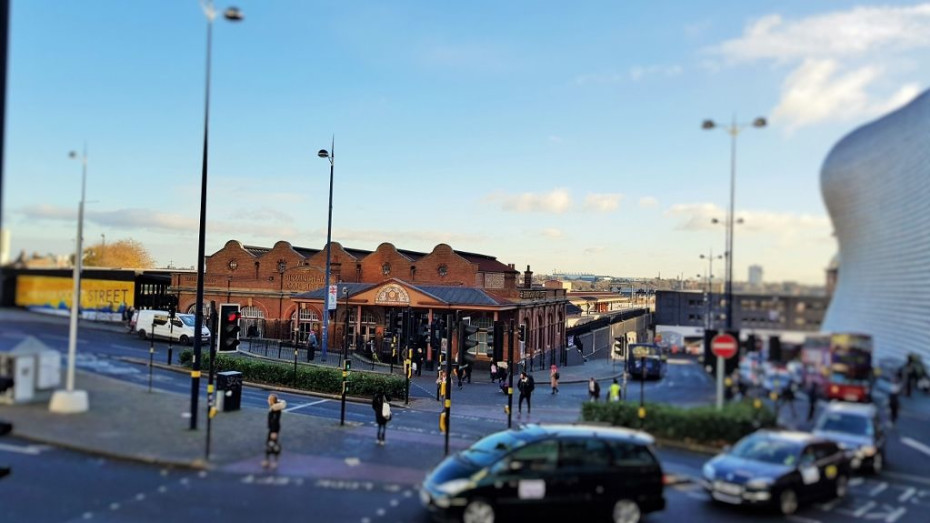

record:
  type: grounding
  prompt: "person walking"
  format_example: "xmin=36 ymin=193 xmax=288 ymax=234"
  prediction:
xmin=436 ymin=369 xmax=446 ymax=401
xmin=517 ymin=371 xmax=535 ymax=416
xmin=588 ymin=377 xmax=601 ymax=402
xmin=889 ymin=378 xmax=901 ymax=426
xmin=490 ymin=362 xmax=498 ymax=383
xmin=806 ymin=381 xmax=819 ymax=422
xmin=414 ymin=348 xmax=423 ymax=376
xmin=781 ymin=382 xmax=798 ymax=419
xmin=608 ymin=378 xmax=621 ymax=402
xmin=262 ymin=393 xmax=287 ymax=470
xmin=372 ymin=390 xmax=391 ymax=445
xmin=549 ymin=364 xmax=560 ymax=394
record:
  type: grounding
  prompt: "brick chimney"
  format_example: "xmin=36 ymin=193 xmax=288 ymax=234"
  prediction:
xmin=523 ymin=265 xmax=533 ymax=289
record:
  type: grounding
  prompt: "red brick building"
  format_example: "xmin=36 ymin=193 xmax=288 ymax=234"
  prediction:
xmin=170 ymin=240 xmax=568 ymax=364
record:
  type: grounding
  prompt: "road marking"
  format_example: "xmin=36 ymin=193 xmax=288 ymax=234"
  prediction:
xmin=819 ymin=498 xmax=842 ymax=511
xmin=0 ymin=442 xmax=46 ymax=455
xmin=109 ymin=503 xmax=120 ymax=511
xmin=898 ymin=487 xmax=917 ymax=502
xmin=853 ymin=501 xmax=877 ymax=517
xmin=284 ymin=399 xmax=328 ymax=412
xmin=850 ymin=477 xmax=865 ymax=486
xmin=345 ymin=457 xmax=361 ymax=467
xmin=870 ymin=482 xmax=889 ymax=496
xmin=135 ymin=493 xmax=145 ymax=501
xmin=884 ymin=470 xmax=930 ymax=487
xmin=901 ymin=437 xmax=930 ymax=458
xmin=82 ymin=512 xmax=93 ymax=519
xmin=375 ymin=508 xmax=386 ymax=516
xmin=389 ymin=499 xmax=399 ymax=507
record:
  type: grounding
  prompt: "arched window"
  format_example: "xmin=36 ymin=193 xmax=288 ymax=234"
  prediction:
xmin=241 ymin=306 xmax=265 ymax=339
xmin=291 ymin=308 xmax=320 ymax=343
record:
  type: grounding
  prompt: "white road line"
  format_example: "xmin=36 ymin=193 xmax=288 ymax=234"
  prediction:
xmin=850 ymin=477 xmax=865 ymax=486
xmin=284 ymin=399 xmax=328 ymax=412
xmin=884 ymin=470 xmax=930 ymax=487
xmin=901 ymin=437 xmax=930 ymax=458
xmin=898 ymin=487 xmax=917 ymax=502
xmin=853 ymin=500 xmax=877 ymax=517
xmin=870 ymin=482 xmax=889 ymax=496
xmin=0 ymin=443 xmax=44 ymax=455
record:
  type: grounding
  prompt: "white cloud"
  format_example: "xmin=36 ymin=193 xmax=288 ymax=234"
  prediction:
xmin=666 ymin=202 xmax=832 ymax=247
xmin=639 ymin=196 xmax=659 ymax=208
xmin=710 ymin=6 xmax=930 ymax=63
xmin=487 ymin=188 xmax=573 ymax=213
xmin=541 ymin=228 xmax=563 ymax=239
xmin=629 ymin=64 xmax=683 ymax=81
xmin=583 ymin=246 xmax=606 ymax=255
xmin=707 ymin=4 xmax=930 ymax=129
xmin=584 ymin=193 xmax=622 ymax=212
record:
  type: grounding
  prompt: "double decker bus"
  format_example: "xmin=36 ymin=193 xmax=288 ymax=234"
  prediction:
xmin=801 ymin=333 xmax=873 ymax=402
xmin=627 ymin=343 xmax=668 ymax=380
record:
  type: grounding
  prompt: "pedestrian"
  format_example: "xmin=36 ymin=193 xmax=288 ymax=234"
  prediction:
xmin=588 ymin=377 xmax=600 ymax=401
xmin=262 ymin=393 xmax=287 ymax=470
xmin=436 ymin=369 xmax=446 ymax=401
xmin=889 ymin=379 xmax=901 ymax=426
xmin=464 ymin=361 xmax=473 ymax=384
xmin=372 ymin=390 xmax=391 ymax=445
xmin=608 ymin=378 xmax=621 ymax=402
xmin=781 ymin=383 xmax=797 ymax=419
xmin=490 ymin=362 xmax=498 ymax=382
xmin=455 ymin=364 xmax=464 ymax=389
xmin=807 ymin=381 xmax=818 ymax=422
xmin=415 ymin=348 xmax=423 ymax=376
xmin=550 ymin=364 xmax=560 ymax=394
xmin=517 ymin=371 xmax=535 ymax=416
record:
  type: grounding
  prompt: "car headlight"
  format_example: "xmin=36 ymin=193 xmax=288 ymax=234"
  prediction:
xmin=746 ymin=478 xmax=774 ymax=489
xmin=859 ymin=445 xmax=877 ymax=457
xmin=702 ymin=463 xmax=715 ymax=479
xmin=435 ymin=479 xmax=472 ymax=496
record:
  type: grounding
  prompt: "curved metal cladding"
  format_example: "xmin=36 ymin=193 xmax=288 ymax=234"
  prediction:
xmin=820 ymin=89 xmax=930 ymax=362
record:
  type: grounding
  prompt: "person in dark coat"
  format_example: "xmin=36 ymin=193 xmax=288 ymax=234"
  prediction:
xmin=372 ymin=391 xmax=391 ymax=445
xmin=588 ymin=377 xmax=601 ymax=401
xmin=889 ymin=379 xmax=901 ymax=426
xmin=517 ymin=371 xmax=535 ymax=416
xmin=262 ymin=393 xmax=287 ymax=469
xmin=807 ymin=381 xmax=819 ymax=422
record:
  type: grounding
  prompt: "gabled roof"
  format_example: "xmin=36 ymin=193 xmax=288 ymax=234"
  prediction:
xmin=415 ymin=285 xmax=505 ymax=306
xmin=243 ymin=245 xmax=271 ymax=257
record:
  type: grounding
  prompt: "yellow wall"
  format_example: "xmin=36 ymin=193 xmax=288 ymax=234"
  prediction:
xmin=16 ymin=275 xmax=134 ymax=312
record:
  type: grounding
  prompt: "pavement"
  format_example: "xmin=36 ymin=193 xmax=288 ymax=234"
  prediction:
xmin=0 ymin=308 xmax=626 ymax=474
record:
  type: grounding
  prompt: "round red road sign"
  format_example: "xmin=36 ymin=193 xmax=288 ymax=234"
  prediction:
xmin=711 ymin=333 xmax=738 ymax=359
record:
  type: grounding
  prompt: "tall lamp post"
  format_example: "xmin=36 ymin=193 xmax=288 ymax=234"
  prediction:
xmin=701 ymin=116 xmax=766 ymax=331
xmin=49 ymin=146 xmax=90 ymax=414
xmin=318 ymin=139 xmax=335 ymax=362
xmin=189 ymin=0 xmax=242 ymax=431
xmin=700 ymin=250 xmax=722 ymax=330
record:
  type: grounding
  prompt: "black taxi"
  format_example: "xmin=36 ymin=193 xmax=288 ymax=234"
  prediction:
xmin=701 ymin=429 xmax=851 ymax=515
xmin=420 ymin=424 xmax=665 ymax=523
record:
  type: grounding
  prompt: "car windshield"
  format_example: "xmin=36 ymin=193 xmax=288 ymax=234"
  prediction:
xmin=460 ymin=431 xmax=526 ymax=467
xmin=179 ymin=315 xmax=196 ymax=327
xmin=816 ymin=413 xmax=873 ymax=437
xmin=729 ymin=434 xmax=802 ymax=466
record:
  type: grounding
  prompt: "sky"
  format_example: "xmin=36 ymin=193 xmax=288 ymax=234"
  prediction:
xmin=3 ymin=0 xmax=929 ymax=285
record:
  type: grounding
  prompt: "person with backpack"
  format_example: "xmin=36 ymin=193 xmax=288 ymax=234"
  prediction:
xmin=550 ymin=364 xmax=560 ymax=394
xmin=372 ymin=390 xmax=391 ymax=445
xmin=517 ymin=371 xmax=535 ymax=416
xmin=588 ymin=377 xmax=601 ymax=401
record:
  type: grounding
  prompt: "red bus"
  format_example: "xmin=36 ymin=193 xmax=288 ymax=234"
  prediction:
xmin=801 ymin=333 xmax=873 ymax=402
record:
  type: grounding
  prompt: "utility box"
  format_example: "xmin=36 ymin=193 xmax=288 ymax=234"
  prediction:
xmin=1 ymin=336 xmax=61 ymax=405
xmin=216 ymin=371 xmax=243 ymax=412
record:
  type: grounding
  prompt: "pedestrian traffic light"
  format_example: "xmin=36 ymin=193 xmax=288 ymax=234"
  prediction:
xmin=614 ymin=337 xmax=624 ymax=358
xmin=395 ymin=310 xmax=407 ymax=346
xmin=168 ymin=303 xmax=176 ymax=319
xmin=218 ymin=304 xmax=241 ymax=352
xmin=461 ymin=322 xmax=479 ymax=354
xmin=518 ymin=325 xmax=526 ymax=342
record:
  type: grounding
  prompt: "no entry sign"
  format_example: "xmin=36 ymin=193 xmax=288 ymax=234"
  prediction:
xmin=711 ymin=333 xmax=738 ymax=359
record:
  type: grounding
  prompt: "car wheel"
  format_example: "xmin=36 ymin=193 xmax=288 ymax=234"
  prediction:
xmin=612 ymin=499 xmax=641 ymax=523
xmin=137 ymin=329 xmax=147 ymax=340
xmin=462 ymin=500 xmax=495 ymax=523
xmin=778 ymin=489 xmax=799 ymax=515
xmin=872 ymin=452 xmax=884 ymax=474
xmin=179 ymin=335 xmax=190 ymax=345
xmin=835 ymin=475 xmax=849 ymax=499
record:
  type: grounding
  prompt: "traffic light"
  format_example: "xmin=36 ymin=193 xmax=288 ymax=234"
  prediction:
xmin=461 ymin=321 xmax=479 ymax=356
xmin=518 ymin=325 xmax=526 ymax=342
xmin=218 ymin=304 xmax=241 ymax=352
xmin=490 ymin=321 xmax=504 ymax=361
xmin=168 ymin=303 xmax=176 ymax=319
xmin=613 ymin=337 xmax=625 ymax=358
xmin=394 ymin=310 xmax=406 ymax=346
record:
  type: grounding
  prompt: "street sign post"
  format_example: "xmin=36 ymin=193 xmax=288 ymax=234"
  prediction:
xmin=712 ymin=333 xmax=738 ymax=410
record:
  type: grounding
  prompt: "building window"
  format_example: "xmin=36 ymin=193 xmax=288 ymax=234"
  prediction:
xmin=438 ymin=264 xmax=448 ymax=277
xmin=241 ymin=306 xmax=265 ymax=338
xmin=382 ymin=262 xmax=391 ymax=275
xmin=291 ymin=308 xmax=320 ymax=343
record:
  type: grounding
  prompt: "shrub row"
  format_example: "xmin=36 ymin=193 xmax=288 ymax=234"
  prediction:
xmin=178 ymin=350 xmax=406 ymax=399
xmin=581 ymin=399 xmax=776 ymax=447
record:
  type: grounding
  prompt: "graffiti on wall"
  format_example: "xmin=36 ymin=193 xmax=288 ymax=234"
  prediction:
xmin=16 ymin=275 xmax=134 ymax=317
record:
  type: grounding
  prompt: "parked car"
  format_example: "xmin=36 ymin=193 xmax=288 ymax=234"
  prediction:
xmin=812 ymin=402 xmax=885 ymax=474
xmin=132 ymin=309 xmax=211 ymax=346
xmin=701 ymin=429 xmax=851 ymax=515
xmin=420 ymin=424 xmax=666 ymax=523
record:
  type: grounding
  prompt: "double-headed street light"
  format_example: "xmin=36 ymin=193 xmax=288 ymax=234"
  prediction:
xmin=702 ymin=116 xmax=766 ymax=331
xmin=49 ymin=146 xmax=90 ymax=414
xmin=318 ymin=140 xmax=335 ymax=362
xmin=190 ymin=0 xmax=242 ymax=432
xmin=699 ymin=250 xmax=723 ymax=331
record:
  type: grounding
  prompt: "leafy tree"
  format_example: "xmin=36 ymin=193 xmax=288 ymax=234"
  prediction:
xmin=83 ymin=238 xmax=155 ymax=268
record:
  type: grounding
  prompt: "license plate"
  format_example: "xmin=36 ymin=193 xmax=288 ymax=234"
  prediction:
xmin=844 ymin=394 xmax=859 ymax=401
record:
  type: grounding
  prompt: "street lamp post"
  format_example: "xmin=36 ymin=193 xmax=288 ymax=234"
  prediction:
xmin=701 ymin=116 xmax=766 ymax=332
xmin=49 ymin=146 xmax=90 ymax=414
xmin=700 ymin=250 xmax=722 ymax=330
xmin=190 ymin=0 xmax=242 ymax=432
xmin=318 ymin=139 xmax=335 ymax=363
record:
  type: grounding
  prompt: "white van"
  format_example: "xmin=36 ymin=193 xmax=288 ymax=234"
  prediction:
xmin=131 ymin=310 xmax=211 ymax=345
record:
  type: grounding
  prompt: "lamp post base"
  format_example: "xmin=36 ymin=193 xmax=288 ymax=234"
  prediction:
xmin=49 ymin=389 xmax=89 ymax=414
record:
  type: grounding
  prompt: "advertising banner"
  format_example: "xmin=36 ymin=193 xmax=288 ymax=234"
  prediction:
xmin=15 ymin=275 xmax=134 ymax=319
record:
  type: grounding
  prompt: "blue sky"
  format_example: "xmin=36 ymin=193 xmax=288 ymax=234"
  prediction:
xmin=4 ymin=0 xmax=929 ymax=285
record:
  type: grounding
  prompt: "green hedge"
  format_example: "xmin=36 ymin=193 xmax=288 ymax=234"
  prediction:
xmin=179 ymin=350 xmax=406 ymax=399
xmin=581 ymin=399 xmax=776 ymax=447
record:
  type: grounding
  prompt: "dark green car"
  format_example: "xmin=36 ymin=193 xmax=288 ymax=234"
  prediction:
xmin=420 ymin=424 xmax=665 ymax=523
